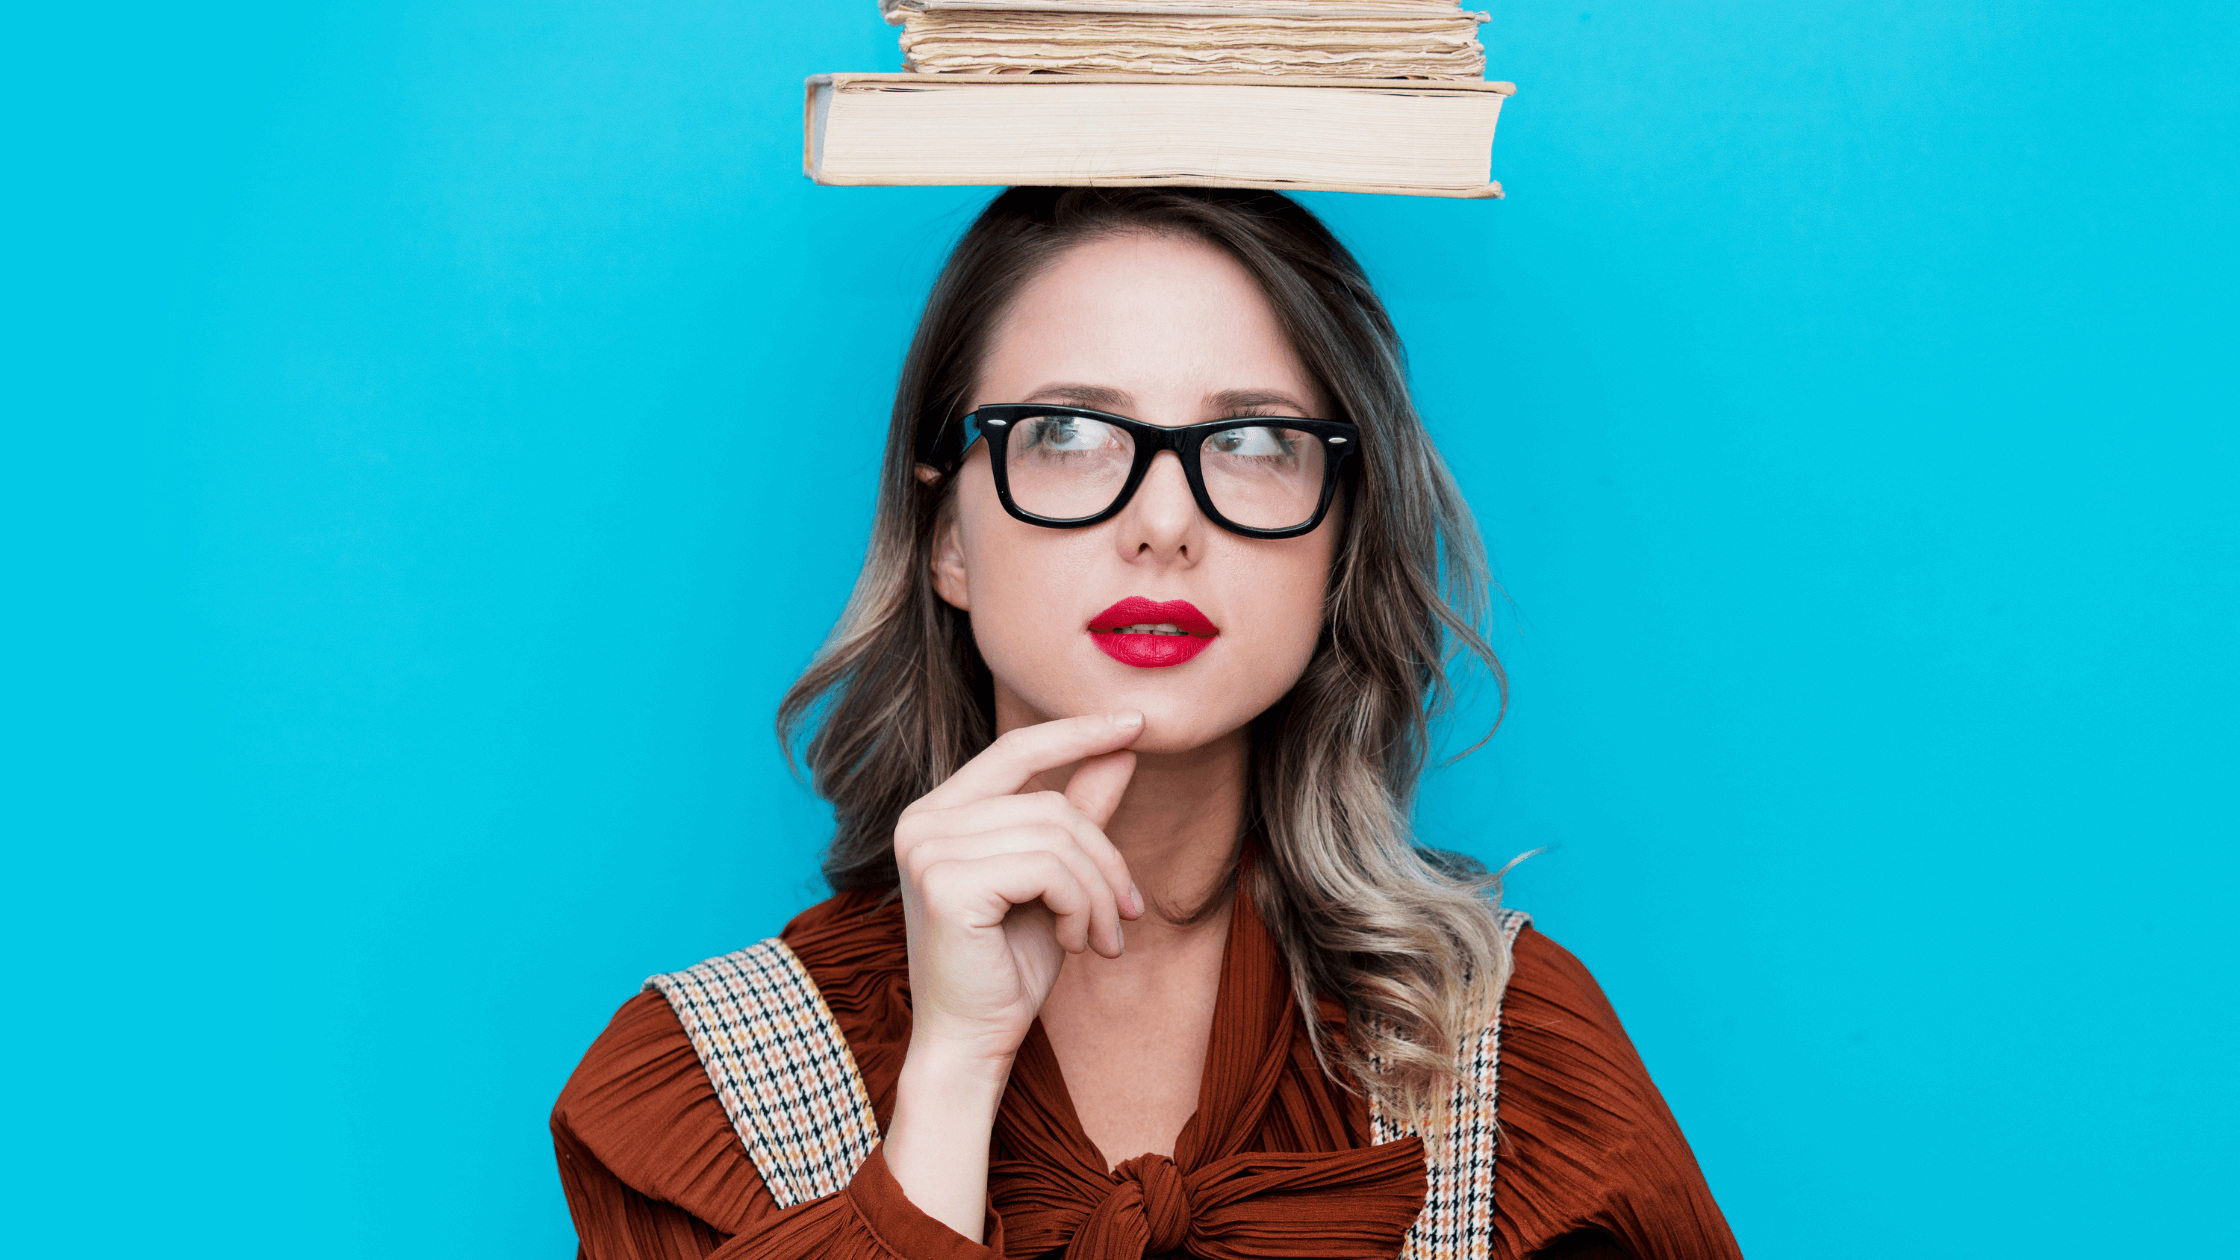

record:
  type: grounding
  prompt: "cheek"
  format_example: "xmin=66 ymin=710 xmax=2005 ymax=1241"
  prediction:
xmin=952 ymin=485 xmax=1096 ymax=666
xmin=1230 ymin=534 xmax=1338 ymax=686
xmin=961 ymin=530 xmax=1077 ymax=622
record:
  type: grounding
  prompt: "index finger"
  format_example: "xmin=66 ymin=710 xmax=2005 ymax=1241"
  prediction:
xmin=911 ymin=711 xmax=1145 ymax=812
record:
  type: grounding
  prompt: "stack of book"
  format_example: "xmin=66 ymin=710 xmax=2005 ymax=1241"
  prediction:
xmin=805 ymin=0 xmax=1516 ymax=198
xmin=887 ymin=0 xmax=1488 ymax=78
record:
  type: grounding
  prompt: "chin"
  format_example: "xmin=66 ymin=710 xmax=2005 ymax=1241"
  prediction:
xmin=1009 ymin=671 xmax=1269 ymax=756
xmin=1120 ymin=695 xmax=1252 ymax=755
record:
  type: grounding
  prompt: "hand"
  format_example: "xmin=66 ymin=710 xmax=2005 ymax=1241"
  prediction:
xmin=894 ymin=710 xmax=1146 ymax=1073
xmin=883 ymin=711 xmax=1146 ymax=1240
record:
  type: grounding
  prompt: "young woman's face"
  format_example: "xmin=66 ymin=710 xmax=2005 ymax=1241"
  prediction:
xmin=928 ymin=231 xmax=1341 ymax=754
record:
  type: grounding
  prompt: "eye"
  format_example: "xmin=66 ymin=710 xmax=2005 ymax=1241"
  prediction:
xmin=1208 ymin=425 xmax=1296 ymax=458
xmin=1022 ymin=415 xmax=1120 ymax=452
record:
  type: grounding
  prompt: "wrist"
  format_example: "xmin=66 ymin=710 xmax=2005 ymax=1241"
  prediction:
xmin=896 ymin=1033 xmax=1013 ymax=1116
xmin=882 ymin=1037 xmax=1010 ymax=1244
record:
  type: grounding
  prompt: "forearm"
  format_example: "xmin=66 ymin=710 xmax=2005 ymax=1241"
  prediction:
xmin=881 ymin=1038 xmax=1012 ymax=1242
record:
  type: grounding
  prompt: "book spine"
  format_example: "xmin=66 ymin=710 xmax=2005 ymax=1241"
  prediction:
xmin=802 ymin=77 xmax=831 ymax=180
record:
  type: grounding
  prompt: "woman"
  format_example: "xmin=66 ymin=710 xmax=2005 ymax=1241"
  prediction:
xmin=552 ymin=187 xmax=1740 ymax=1260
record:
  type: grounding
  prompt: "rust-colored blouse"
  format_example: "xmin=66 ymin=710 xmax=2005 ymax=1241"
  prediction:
xmin=552 ymin=885 xmax=1739 ymax=1260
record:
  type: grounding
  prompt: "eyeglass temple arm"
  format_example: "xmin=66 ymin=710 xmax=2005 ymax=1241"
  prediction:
xmin=933 ymin=412 xmax=991 ymax=474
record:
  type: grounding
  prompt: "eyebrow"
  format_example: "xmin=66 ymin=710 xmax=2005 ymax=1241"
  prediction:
xmin=1206 ymin=388 xmax=1315 ymax=415
xmin=1020 ymin=383 xmax=1317 ymax=416
xmin=1023 ymin=383 xmax=1134 ymax=410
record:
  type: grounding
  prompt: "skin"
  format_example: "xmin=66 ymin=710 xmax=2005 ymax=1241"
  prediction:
xmin=882 ymin=231 xmax=1342 ymax=1240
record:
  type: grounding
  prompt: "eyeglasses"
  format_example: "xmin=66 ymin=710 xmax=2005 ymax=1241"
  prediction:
xmin=946 ymin=405 xmax=1359 ymax=540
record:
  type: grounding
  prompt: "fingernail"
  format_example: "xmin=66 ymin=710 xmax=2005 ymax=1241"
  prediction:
xmin=1129 ymin=882 xmax=1144 ymax=915
xmin=1110 ymin=710 xmax=1144 ymax=729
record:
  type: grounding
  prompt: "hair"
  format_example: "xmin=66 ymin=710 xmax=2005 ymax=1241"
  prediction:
xmin=778 ymin=185 xmax=1511 ymax=1123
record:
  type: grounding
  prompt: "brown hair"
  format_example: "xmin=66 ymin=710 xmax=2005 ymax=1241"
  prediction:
xmin=779 ymin=186 xmax=1511 ymax=1120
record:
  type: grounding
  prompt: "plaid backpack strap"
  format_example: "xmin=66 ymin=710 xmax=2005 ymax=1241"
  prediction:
xmin=645 ymin=938 xmax=881 ymax=1208
xmin=1371 ymin=908 xmax=1533 ymax=1260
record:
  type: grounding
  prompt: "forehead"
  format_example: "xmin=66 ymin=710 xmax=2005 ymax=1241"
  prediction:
xmin=979 ymin=231 xmax=1325 ymax=413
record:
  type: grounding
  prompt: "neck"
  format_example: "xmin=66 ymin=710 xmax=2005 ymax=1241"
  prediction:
xmin=1097 ymin=734 xmax=1249 ymax=924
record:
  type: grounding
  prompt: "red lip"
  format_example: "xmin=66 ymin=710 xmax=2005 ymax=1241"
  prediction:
xmin=1088 ymin=597 xmax=1219 ymax=668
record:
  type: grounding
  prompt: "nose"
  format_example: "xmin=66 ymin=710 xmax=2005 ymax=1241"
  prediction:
xmin=1114 ymin=450 xmax=1206 ymax=566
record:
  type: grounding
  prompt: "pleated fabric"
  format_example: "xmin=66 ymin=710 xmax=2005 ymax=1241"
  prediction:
xmin=985 ymin=884 xmax=1424 ymax=1259
xmin=552 ymin=880 xmax=1739 ymax=1260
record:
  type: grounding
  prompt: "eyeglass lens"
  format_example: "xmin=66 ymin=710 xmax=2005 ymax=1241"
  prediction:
xmin=1005 ymin=414 xmax=1329 ymax=530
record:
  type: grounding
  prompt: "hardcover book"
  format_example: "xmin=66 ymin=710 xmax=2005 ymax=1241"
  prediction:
xmin=810 ymin=1 xmax=1514 ymax=197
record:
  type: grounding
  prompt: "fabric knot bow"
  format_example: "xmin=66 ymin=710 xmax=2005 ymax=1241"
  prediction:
xmin=1083 ymin=1154 xmax=1193 ymax=1255
xmin=997 ymin=1138 xmax=1427 ymax=1260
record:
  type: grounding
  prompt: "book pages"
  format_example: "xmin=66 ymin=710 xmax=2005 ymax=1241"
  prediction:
xmin=882 ymin=0 xmax=1487 ymax=20
xmin=899 ymin=12 xmax=1484 ymax=78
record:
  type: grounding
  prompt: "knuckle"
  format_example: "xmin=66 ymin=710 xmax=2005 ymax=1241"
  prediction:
xmin=901 ymin=841 xmax=943 ymax=880
xmin=915 ymin=859 xmax=961 ymax=899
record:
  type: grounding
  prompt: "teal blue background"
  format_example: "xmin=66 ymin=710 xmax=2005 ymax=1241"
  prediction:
xmin=5 ymin=1 xmax=2234 ymax=1255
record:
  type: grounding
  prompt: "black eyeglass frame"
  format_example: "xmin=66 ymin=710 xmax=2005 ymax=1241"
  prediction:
xmin=948 ymin=404 xmax=1360 ymax=540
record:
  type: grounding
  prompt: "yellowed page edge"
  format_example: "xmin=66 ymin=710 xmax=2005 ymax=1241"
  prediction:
xmin=806 ymin=170 xmax=1503 ymax=199
xmin=799 ymin=73 xmax=1512 ymax=197
xmin=807 ymin=70 xmax=1515 ymax=94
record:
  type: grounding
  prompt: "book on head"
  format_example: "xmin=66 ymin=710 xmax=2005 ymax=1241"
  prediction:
xmin=812 ymin=1 xmax=1514 ymax=198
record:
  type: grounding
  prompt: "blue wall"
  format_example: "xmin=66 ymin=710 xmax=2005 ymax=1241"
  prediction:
xmin=5 ymin=2 xmax=2234 ymax=1255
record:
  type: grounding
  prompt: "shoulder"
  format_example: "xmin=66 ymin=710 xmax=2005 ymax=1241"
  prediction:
xmin=1494 ymin=924 xmax=1741 ymax=1260
xmin=552 ymin=989 xmax=772 ymax=1232
xmin=1501 ymin=923 xmax=1644 ymax=1078
xmin=550 ymin=889 xmax=900 ymax=1230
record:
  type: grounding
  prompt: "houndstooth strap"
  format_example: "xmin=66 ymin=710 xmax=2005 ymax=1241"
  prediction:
xmin=1370 ymin=908 xmax=1532 ymax=1260
xmin=646 ymin=938 xmax=880 ymax=1208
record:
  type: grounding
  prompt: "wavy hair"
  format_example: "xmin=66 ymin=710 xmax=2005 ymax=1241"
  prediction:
xmin=778 ymin=186 xmax=1511 ymax=1122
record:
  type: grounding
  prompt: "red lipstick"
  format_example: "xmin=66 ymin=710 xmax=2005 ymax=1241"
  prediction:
xmin=1088 ymin=597 xmax=1219 ymax=668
